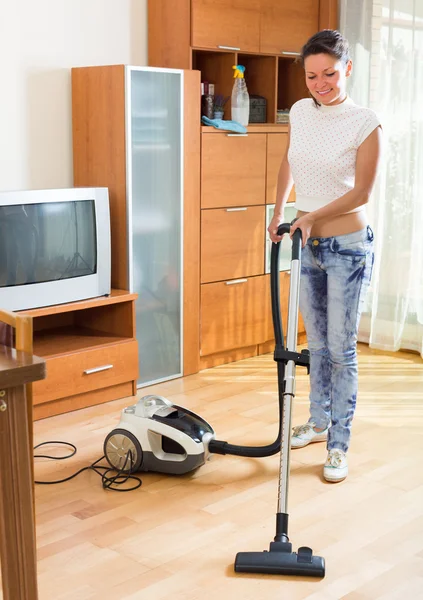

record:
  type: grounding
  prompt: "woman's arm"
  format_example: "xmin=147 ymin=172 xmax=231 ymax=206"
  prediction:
xmin=268 ymin=126 xmax=294 ymax=243
xmin=291 ymin=126 xmax=382 ymax=246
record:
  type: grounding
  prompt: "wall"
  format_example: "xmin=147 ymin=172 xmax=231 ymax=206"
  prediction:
xmin=0 ymin=0 xmax=147 ymax=191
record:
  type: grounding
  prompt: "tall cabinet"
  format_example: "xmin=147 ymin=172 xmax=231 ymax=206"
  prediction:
xmin=72 ymin=66 xmax=201 ymax=385
xmin=148 ymin=0 xmax=337 ymax=368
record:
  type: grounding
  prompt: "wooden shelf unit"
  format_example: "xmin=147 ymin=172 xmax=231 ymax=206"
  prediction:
xmin=148 ymin=0 xmax=338 ymax=123
xmin=147 ymin=0 xmax=337 ymax=368
xmin=20 ymin=290 xmax=138 ymax=419
xmin=192 ymin=50 xmax=305 ymax=123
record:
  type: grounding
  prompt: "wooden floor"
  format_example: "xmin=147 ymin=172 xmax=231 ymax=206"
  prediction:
xmin=2 ymin=343 xmax=423 ymax=600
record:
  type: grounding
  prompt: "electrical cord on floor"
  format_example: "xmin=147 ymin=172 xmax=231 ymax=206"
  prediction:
xmin=33 ymin=441 xmax=142 ymax=492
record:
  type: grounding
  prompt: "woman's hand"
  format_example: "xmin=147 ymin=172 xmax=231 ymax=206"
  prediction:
xmin=290 ymin=214 xmax=315 ymax=247
xmin=268 ymin=214 xmax=285 ymax=243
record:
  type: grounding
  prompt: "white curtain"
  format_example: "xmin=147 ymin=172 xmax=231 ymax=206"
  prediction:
xmin=340 ymin=0 xmax=423 ymax=357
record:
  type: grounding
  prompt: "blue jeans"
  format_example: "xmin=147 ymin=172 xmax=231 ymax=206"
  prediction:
xmin=299 ymin=226 xmax=374 ymax=452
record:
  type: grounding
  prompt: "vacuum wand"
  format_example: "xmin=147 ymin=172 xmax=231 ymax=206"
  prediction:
xmin=234 ymin=222 xmax=325 ymax=577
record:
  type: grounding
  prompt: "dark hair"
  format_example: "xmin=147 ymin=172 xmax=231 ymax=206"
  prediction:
xmin=300 ymin=29 xmax=350 ymax=65
xmin=299 ymin=30 xmax=350 ymax=107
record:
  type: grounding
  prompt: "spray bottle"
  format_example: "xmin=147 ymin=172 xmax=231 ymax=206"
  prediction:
xmin=231 ymin=65 xmax=249 ymax=126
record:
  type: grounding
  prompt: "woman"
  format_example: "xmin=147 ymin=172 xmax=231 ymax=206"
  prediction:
xmin=268 ymin=30 xmax=382 ymax=483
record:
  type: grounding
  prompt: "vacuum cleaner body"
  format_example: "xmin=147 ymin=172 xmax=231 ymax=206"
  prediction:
xmin=104 ymin=395 xmax=215 ymax=475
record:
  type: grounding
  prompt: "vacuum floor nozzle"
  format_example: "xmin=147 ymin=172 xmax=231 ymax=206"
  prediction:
xmin=234 ymin=541 xmax=325 ymax=577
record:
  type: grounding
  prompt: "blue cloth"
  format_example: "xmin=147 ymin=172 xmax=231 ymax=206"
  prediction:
xmin=201 ymin=116 xmax=247 ymax=133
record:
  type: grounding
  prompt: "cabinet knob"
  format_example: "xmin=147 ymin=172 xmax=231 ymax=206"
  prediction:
xmin=226 ymin=134 xmax=248 ymax=137
xmin=281 ymin=51 xmax=301 ymax=57
xmin=226 ymin=207 xmax=247 ymax=212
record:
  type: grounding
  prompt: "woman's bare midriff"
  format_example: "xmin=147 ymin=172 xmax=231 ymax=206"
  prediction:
xmin=296 ymin=209 xmax=368 ymax=238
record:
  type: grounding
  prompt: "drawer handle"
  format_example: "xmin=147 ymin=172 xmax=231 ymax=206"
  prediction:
xmin=226 ymin=207 xmax=247 ymax=212
xmin=218 ymin=45 xmax=241 ymax=51
xmin=281 ymin=51 xmax=301 ymax=56
xmin=84 ymin=364 xmax=114 ymax=375
xmin=226 ymin=133 xmax=248 ymax=137
xmin=225 ymin=279 xmax=248 ymax=285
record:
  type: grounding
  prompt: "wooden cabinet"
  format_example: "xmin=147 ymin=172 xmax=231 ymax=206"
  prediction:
xmin=260 ymin=0 xmax=320 ymax=55
xmin=201 ymin=272 xmax=305 ymax=359
xmin=201 ymin=205 xmax=265 ymax=283
xmin=201 ymin=132 xmax=267 ymax=208
xmin=199 ymin=126 xmax=305 ymax=367
xmin=147 ymin=2 xmax=336 ymax=367
xmin=266 ymin=133 xmax=296 ymax=205
xmin=201 ymin=275 xmax=268 ymax=356
xmin=191 ymin=0 xmax=261 ymax=53
xmin=72 ymin=65 xmax=201 ymax=380
xmin=21 ymin=290 xmax=139 ymax=420
xmin=148 ymin=0 xmax=338 ymax=123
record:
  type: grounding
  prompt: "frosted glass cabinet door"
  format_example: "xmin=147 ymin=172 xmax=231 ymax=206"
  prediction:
xmin=127 ymin=68 xmax=183 ymax=386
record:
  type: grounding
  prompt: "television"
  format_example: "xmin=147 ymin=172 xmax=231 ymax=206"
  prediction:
xmin=0 ymin=187 xmax=111 ymax=311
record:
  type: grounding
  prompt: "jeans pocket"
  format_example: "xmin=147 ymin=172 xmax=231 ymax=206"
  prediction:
xmin=331 ymin=238 xmax=367 ymax=260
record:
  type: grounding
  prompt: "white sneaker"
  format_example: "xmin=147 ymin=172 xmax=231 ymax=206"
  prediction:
xmin=291 ymin=422 xmax=328 ymax=449
xmin=323 ymin=449 xmax=348 ymax=482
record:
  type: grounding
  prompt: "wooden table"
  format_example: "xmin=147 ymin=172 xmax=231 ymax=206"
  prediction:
xmin=0 ymin=345 xmax=46 ymax=600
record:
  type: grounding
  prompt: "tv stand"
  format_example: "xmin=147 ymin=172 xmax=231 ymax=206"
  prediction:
xmin=19 ymin=289 xmax=138 ymax=420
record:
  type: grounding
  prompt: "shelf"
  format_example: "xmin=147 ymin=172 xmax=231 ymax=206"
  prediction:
xmin=193 ymin=48 xmax=308 ymax=124
xmin=202 ymin=123 xmax=289 ymax=133
xmin=33 ymin=326 xmax=130 ymax=358
xmin=20 ymin=289 xmax=137 ymax=318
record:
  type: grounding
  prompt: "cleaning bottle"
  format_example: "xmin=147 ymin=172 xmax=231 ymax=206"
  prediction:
xmin=231 ymin=65 xmax=249 ymax=126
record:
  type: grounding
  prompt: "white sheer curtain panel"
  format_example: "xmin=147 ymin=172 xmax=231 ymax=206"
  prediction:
xmin=340 ymin=0 xmax=423 ymax=356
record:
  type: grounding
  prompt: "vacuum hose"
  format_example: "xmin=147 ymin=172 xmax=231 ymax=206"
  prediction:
xmin=208 ymin=223 xmax=302 ymax=458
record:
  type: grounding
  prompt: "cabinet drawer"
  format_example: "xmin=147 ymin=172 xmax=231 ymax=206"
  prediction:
xmin=201 ymin=276 xmax=269 ymax=355
xmin=201 ymin=205 xmax=265 ymax=283
xmin=201 ymin=133 xmax=266 ymax=208
xmin=264 ymin=273 xmax=305 ymax=341
xmin=266 ymin=133 xmax=295 ymax=205
xmin=33 ymin=340 xmax=138 ymax=404
xmin=191 ymin=0 xmax=260 ymax=53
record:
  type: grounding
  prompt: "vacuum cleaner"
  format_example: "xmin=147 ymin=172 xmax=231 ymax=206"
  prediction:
xmin=104 ymin=222 xmax=325 ymax=578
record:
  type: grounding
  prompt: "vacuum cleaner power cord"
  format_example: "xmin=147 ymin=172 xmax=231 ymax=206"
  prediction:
xmin=33 ymin=441 xmax=142 ymax=492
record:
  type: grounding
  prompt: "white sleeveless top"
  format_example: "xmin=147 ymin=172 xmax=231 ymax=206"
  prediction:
xmin=288 ymin=97 xmax=381 ymax=213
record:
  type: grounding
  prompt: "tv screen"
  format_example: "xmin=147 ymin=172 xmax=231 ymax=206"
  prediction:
xmin=0 ymin=200 xmax=97 ymax=288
